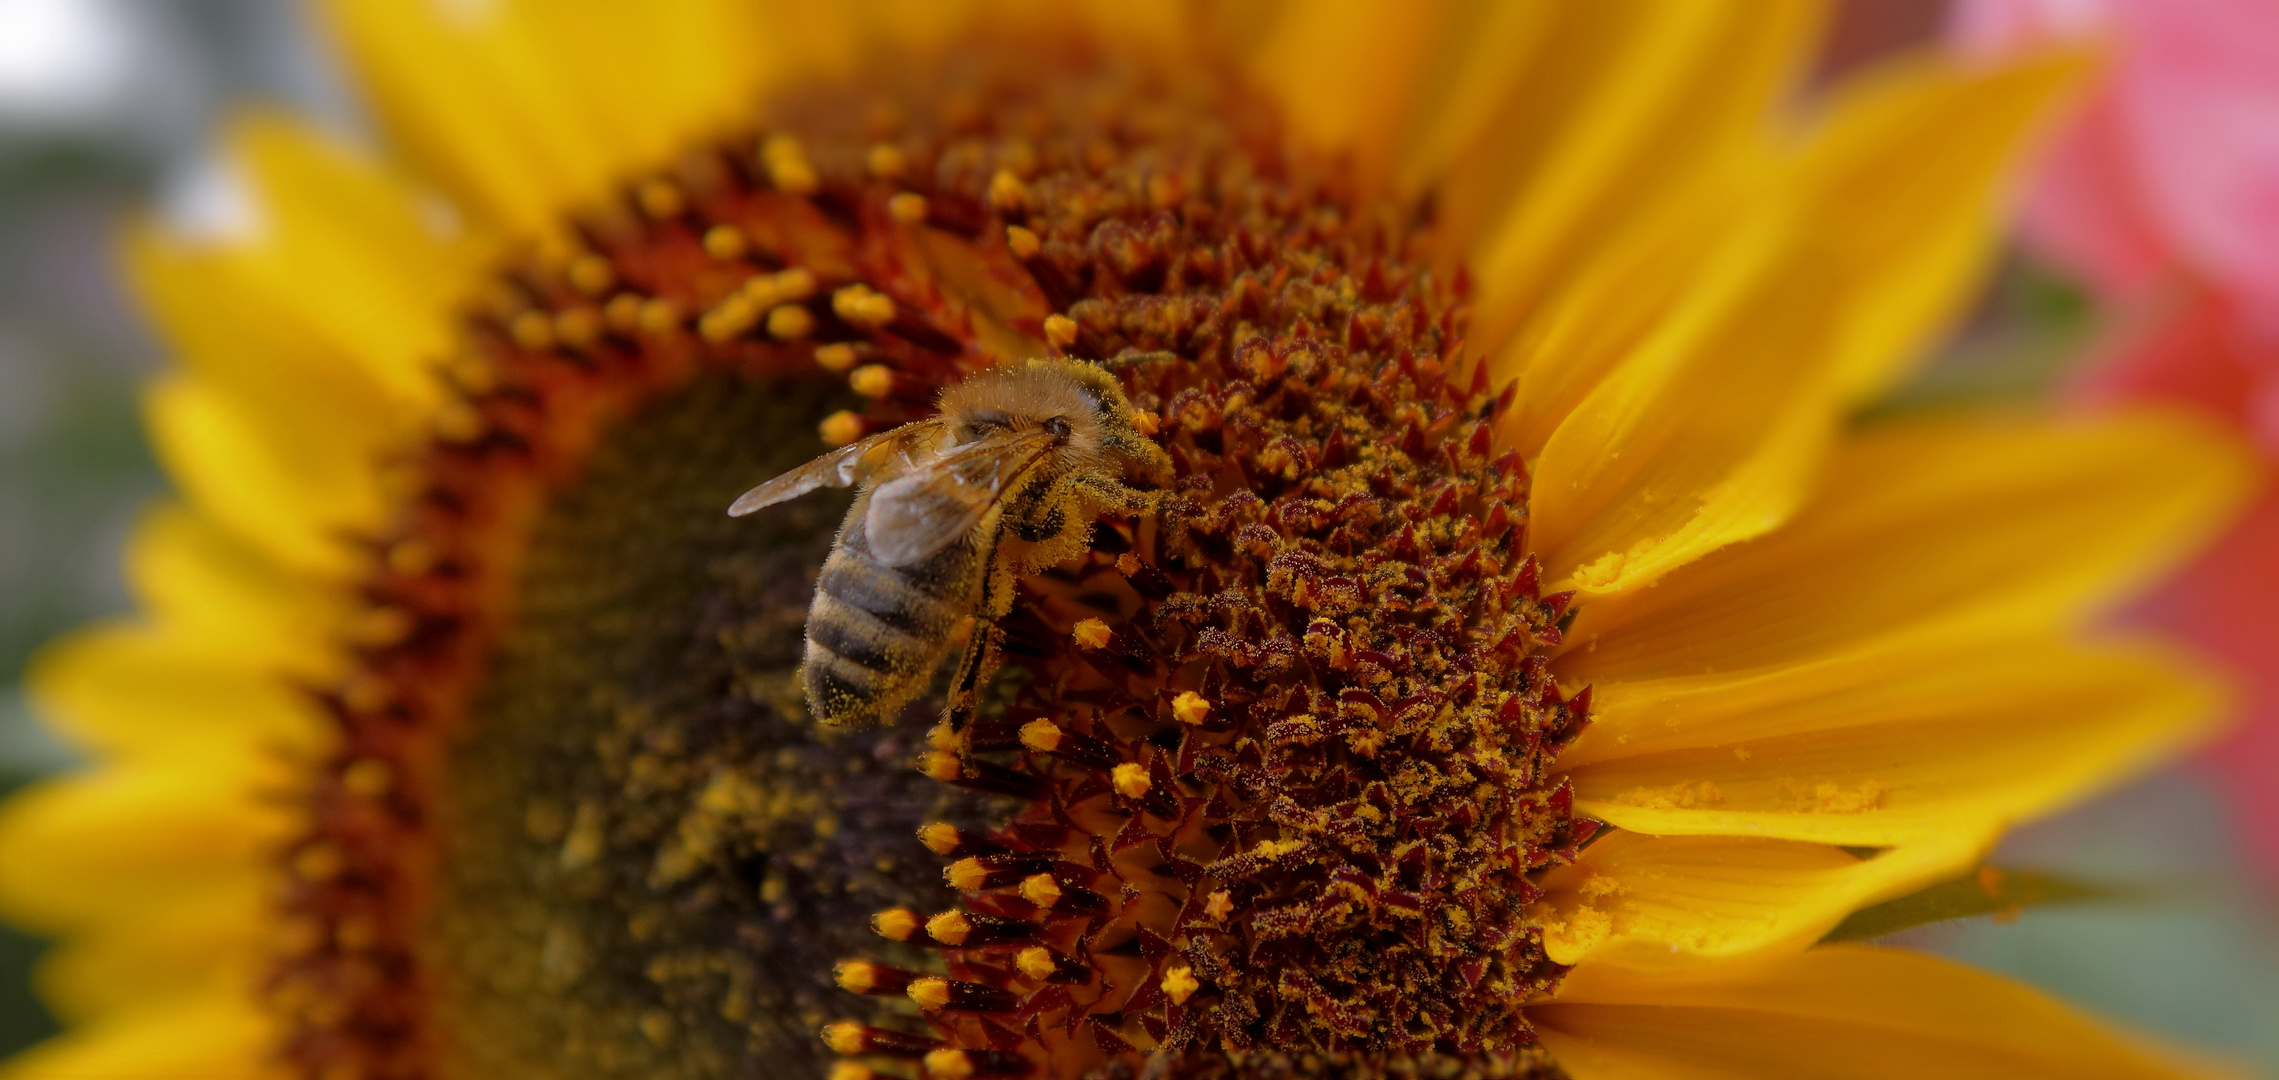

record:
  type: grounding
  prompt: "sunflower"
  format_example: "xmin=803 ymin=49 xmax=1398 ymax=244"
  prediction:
xmin=0 ymin=2 xmax=2254 ymax=1079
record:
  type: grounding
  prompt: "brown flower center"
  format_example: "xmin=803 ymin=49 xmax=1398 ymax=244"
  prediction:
xmin=274 ymin=38 xmax=1586 ymax=1080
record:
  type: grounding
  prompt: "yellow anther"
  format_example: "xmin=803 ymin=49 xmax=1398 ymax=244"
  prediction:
xmin=386 ymin=538 xmax=437 ymax=576
xmin=833 ymin=284 xmax=896 ymax=326
xmin=819 ymin=410 xmax=864 ymax=447
xmin=924 ymin=1049 xmax=974 ymax=1080
xmin=1017 ymin=946 xmax=1058 ymax=982
xmin=849 ymin=364 xmax=896 ymax=398
xmin=773 ymin=266 xmax=818 ymax=300
xmin=1204 ymin=889 xmax=1234 ymax=922
xmin=1019 ymin=873 xmax=1063 ymax=908
xmin=293 ymin=844 xmax=344 ymax=883
xmin=348 ymin=607 xmax=415 ymax=647
xmin=554 ymin=307 xmax=602 ymax=349
xmin=1111 ymin=762 xmax=1151 ymax=799
xmin=767 ymin=304 xmax=816 ymax=340
xmin=568 ymin=253 xmax=616 ymax=295
xmin=433 ymin=401 xmax=485 ymax=443
xmin=917 ymin=823 xmax=961 ymax=855
xmin=1043 ymin=313 xmax=1078 ymax=349
xmin=703 ymin=224 xmax=749 ymax=261
xmin=341 ymin=675 xmax=393 ymax=713
xmin=1132 ymin=408 xmax=1161 ymax=436
xmin=888 ymin=192 xmax=928 ymax=223
xmin=762 ymin=134 xmax=819 ymax=195
xmin=866 ymin=143 xmax=907 ymax=179
xmin=925 ymin=910 xmax=972 ymax=945
xmin=637 ymin=179 xmax=685 ymax=219
xmin=698 ymin=297 xmax=760 ymax=344
xmin=1172 ymin=691 xmax=1211 ymax=726
xmin=988 ymin=169 xmax=1028 ymax=211
xmin=1071 ymin=618 xmax=1111 ymax=649
xmin=907 ymin=977 xmax=951 ymax=1011
xmin=1018 ymin=719 xmax=1063 ymax=753
xmin=814 ymin=342 xmax=860 ymax=372
xmin=834 ymin=961 xmax=879 ymax=993
xmin=639 ymin=1011 xmax=673 ymax=1046
xmin=1005 ymin=224 xmax=1041 ymax=259
xmin=509 ymin=310 xmax=556 ymax=351
xmin=829 ymin=1063 xmax=875 ymax=1080
xmin=945 ymin=858 xmax=989 ymax=892
xmin=870 ymin=907 xmax=920 ymax=941
xmin=1161 ymin=965 xmax=1200 ymax=1005
xmin=919 ymin=750 xmax=962 ymax=782
xmin=603 ymin=293 xmax=644 ymax=333
xmin=821 ymin=1022 xmax=866 ymax=1055
xmin=1147 ymin=172 xmax=1183 ymax=210
xmin=342 ymin=758 xmax=392 ymax=797
xmin=740 ymin=274 xmax=781 ymax=309
xmin=637 ymin=298 xmax=684 ymax=336
xmin=441 ymin=350 xmax=494 ymax=394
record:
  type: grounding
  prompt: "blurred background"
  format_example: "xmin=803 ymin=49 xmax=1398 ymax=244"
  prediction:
xmin=0 ymin=0 xmax=2272 ymax=1070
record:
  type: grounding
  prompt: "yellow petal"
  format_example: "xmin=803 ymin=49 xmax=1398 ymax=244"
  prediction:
xmin=1533 ymin=945 xmax=2229 ymax=1080
xmin=140 ymin=375 xmax=384 ymax=577
xmin=1799 ymin=51 xmax=2090 ymax=402
xmin=318 ymin=0 xmax=632 ymax=234
xmin=1248 ymin=0 xmax=1434 ymax=186
xmin=1566 ymin=641 xmax=2223 ymax=847
xmin=219 ymin=113 xmax=478 ymax=406
xmin=27 ymin=622 xmax=332 ymax=760
xmin=124 ymin=504 xmax=342 ymax=673
xmin=0 ymin=764 xmax=293 ymax=934
xmin=34 ymin=879 xmax=265 ymax=1024
xmin=0 ymin=992 xmax=285 ymax=1080
xmin=1558 ymin=411 xmax=2255 ymax=683
xmin=1535 ymin=833 xmax=1980 ymax=971
xmin=1527 ymin=215 xmax=1843 ymax=596
xmin=1455 ymin=2 xmax=1820 ymax=356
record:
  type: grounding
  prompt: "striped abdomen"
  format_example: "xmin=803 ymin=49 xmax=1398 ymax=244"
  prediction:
xmin=801 ymin=491 xmax=982 ymax=726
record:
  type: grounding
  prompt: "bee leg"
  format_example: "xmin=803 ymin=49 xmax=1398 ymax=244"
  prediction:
xmin=944 ymin=522 xmax=1017 ymax=735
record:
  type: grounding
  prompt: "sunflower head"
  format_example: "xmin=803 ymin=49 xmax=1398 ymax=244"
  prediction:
xmin=0 ymin=5 xmax=2255 ymax=1080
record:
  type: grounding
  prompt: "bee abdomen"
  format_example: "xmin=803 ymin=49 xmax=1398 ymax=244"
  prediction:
xmin=817 ymin=543 xmax=963 ymax=635
xmin=803 ymin=542 xmax=967 ymax=725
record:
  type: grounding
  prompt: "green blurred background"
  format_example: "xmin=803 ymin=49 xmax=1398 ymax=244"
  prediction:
xmin=0 ymin=0 xmax=2272 ymax=1072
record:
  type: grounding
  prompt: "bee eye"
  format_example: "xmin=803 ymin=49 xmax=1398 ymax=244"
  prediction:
xmin=1045 ymin=416 xmax=1073 ymax=438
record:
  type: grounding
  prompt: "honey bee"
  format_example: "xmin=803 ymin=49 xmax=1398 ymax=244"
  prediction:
xmin=730 ymin=357 xmax=1173 ymax=728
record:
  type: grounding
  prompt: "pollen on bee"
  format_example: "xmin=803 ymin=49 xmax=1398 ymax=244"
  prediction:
xmin=819 ymin=410 xmax=865 ymax=447
xmin=1005 ymin=224 xmax=1041 ymax=259
xmin=1070 ymin=618 xmax=1111 ymax=649
xmin=849 ymin=364 xmax=896 ymax=398
xmin=1110 ymin=762 xmax=1150 ymax=799
xmin=703 ymin=224 xmax=750 ymax=261
xmin=834 ymin=285 xmax=896 ymax=326
xmin=1171 ymin=691 xmax=1211 ymax=726
xmin=766 ymin=304 xmax=816 ymax=340
xmin=887 ymin=192 xmax=928 ymax=223
xmin=1042 ymin=314 xmax=1077 ymax=349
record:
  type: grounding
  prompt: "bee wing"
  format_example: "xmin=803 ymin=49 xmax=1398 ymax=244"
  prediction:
xmin=727 ymin=422 xmax=940 ymax=517
xmin=864 ymin=428 xmax=1062 ymax=566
